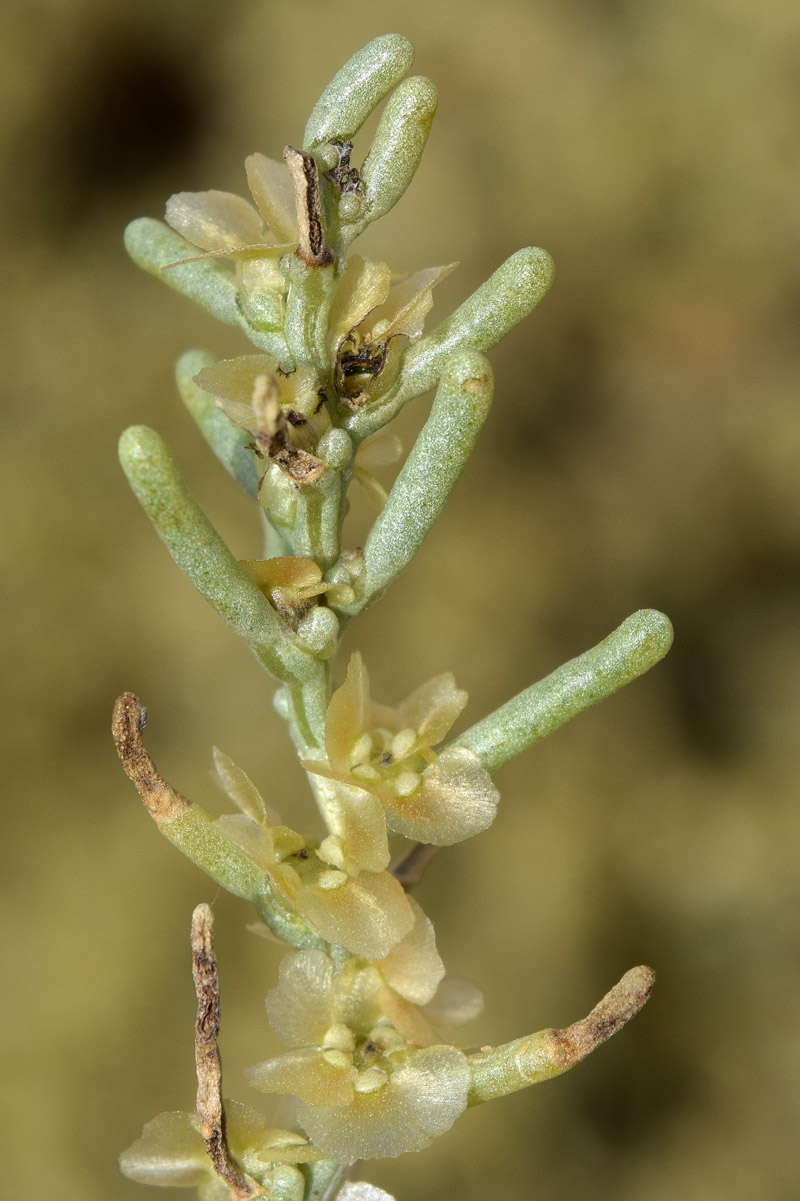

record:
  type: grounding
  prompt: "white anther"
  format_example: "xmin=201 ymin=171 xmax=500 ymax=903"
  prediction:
xmin=354 ymin=1067 xmax=388 ymax=1093
xmin=392 ymin=771 xmax=421 ymax=797
xmin=391 ymin=727 xmax=418 ymax=760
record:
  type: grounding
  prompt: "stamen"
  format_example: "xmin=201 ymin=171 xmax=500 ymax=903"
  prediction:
xmin=317 ymin=869 xmax=348 ymax=890
xmin=352 ymin=763 xmax=381 ymax=783
xmin=349 ymin=732 xmax=374 ymax=765
xmin=354 ymin=1067 xmax=388 ymax=1093
xmin=392 ymin=771 xmax=421 ymax=797
xmin=391 ymin=727 xmax=418 ymax=760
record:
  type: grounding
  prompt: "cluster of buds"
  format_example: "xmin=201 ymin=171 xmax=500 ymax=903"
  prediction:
xmin=114 ymin=34 xmax=672 ymax=1201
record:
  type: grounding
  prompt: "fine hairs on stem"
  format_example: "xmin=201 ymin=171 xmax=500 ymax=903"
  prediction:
xmin=115 ymin=34 xmax=671 ymax=1201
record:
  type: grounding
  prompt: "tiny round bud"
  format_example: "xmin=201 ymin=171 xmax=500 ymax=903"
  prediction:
xmin=339 ymin=194 xmax=363 ymax=222
xmin=297 ymin=606 xmax=339 ymax=660
xmin=317 ymin=427 xmax=353 ymax=470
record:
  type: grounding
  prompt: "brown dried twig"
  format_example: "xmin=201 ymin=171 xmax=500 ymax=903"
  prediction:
xmin=191 ymin=904 xmax=263 ymax=1201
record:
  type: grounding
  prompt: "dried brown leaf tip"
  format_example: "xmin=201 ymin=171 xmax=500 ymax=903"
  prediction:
xmin=283 ymin=145 xmax=333 ymax=269
xmin=112 ymin=692 xmax=190 ymax=825
xmin=544 ymin=965 xmax=656 ymax=1069
xmin=191 ymin=904 xmax=264 ymax=1200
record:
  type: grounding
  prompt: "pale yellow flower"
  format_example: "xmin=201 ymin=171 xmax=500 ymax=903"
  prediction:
xmin=212 ymin=748 xmax=414 ymax=960
xmin=119 ymin=1101 xmax=321 ymax=1199
xmin=193 ymin=355 xmax=328 ymax=483
xmin=245 ymin=944 xmax=470 ymax=1162
xmin=327 ymin=255 xmax=456 ymax=408
xmin=164 ymin=153 xmax=300 ymax=336
xmin=239 ymin=556 xmax=355 ymax=625
xmin=165 ymin=153 xmax=299 ymax=258
xmin=304 ymin=653 xmax=499 ymax=845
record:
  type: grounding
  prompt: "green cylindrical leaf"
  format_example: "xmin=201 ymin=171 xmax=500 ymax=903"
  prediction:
xmin=175 ymin=350 xmax=261 ymax=499
xmin=344 ymin=351 xmax=493 ymax=614
xmin=160 ymin=805 xmax=268 ymax=902
xmin=453 ymin=610 xmax=674 ymax=773
xmin=467 ymin=965 xmax=655 ymax=1104
xmin=303 ymin=34 xmax=414 ymax=149
xmin=124 ymin=218 xmax=240 ymax=327
xmin=467 ymin=1030 xmax=562 ymax=1105
xmin=344 ymin=75 xmax=438 ymax=238
xmin=397 ymin=246 xmax=555 ymax=403
xmin=282 ymin=255 xmax=337 ymax=372
xmin=118 ymin=425 xmax=314 ymax=683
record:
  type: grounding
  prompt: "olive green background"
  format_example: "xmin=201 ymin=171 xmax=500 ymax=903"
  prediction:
xmin=2 ymin=1 xmax=800 ymax=1198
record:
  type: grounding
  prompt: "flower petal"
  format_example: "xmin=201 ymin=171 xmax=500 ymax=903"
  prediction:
xmin=119 ymin=1111 xmax=208 ymax=1187
xmin=166 ymin=190 xmax=266 ymax=252
xmin=296 ymin=870 xmax=414 ymax=960
xmin=225 ymin=1099 xmax=323 ymax=1165
xmin=366 ymin=264 xmax=458 ymax=343
xmin=339 ymin=1184 xmax=397 ymax=1201
xmin=379 ymin=897 xmax=444 ymax=1005
xmin=377 ymin=989 xmax=441 ymax=1048
xmin=296 ymin=1046 xmax=470 ymax=1161
xmin=198 ymin=1178 xmax=235 ymax=1201
xmin=245 ymin=153 xmax=299 ymax=243
xmin=214 ymin=813 xmax=276 ymax=871
xmin=314 ymin=777 xmax=390 ymax=874
xmin=382 ymin=746 xmax=499 ymax=845
xmin=328 ymin=256 xmax=392 ymax=351
xmin=421 ymin=976 xmax=485 ymax=1028
xmin=355 ymin=430 xmax=403 ymax=470
xmin=194 ymin=354 xmax=280 ymax=414
xmin=246 ymin=1048 xmax=355 ymax=1108
xmin=325 ymin=652 xmax=371 ymax=774
xmin=212 ymin=747 xmax=279 ymax=825
xmin=394 ymin=673 xmax=467 ymax=745
xmin=266 ymin=950 xmax=335 ymax=1047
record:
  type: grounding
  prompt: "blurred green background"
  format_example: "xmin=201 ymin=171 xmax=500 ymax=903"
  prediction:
xmin=2 ymin=0 xmax=800 ymax=1198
